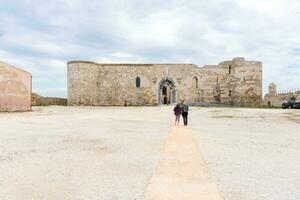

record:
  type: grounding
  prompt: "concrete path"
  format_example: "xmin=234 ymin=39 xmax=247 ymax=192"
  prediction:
xmin=145 ymin=125 xmax=223 ymax=200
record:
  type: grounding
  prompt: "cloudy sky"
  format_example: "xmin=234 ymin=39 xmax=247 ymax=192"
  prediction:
xmin=1 ymin=0 xmax=300 ymax=97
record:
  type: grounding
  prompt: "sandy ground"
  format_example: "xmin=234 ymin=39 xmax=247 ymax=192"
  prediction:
xmin=190 ymin=108 xmax=300 ymax=200
xmin=0 ymin=106 xmax=171 ymax=200
xmin=0 ymin=106 xmax=300 ymax=200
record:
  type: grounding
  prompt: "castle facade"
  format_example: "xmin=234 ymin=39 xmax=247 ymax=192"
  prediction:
xmin=67 ymin=57 xmax=262 ymax=106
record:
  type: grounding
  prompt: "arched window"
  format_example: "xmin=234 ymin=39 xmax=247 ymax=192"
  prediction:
xmin=229 ymin=90 xmax=232 ymax=97
xmin=193 ymin=77 xmax=198 ymax=88
xmin=136 ymin=77 xmax=141 ymax=88
xmin=229 ymin=65 xmax=232 ymax=74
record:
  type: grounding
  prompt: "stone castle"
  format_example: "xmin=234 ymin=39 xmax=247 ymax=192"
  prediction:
xmin=67 ymin=57 xmax=262 ymax=106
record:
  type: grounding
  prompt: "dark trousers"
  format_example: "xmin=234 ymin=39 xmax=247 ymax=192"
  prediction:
xmin=182 ymin=112 xmax=188 ymax=126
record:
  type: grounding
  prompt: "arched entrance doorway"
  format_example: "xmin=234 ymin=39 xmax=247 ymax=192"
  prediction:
xmin=158 ymin=78 xmax=177 ymax=105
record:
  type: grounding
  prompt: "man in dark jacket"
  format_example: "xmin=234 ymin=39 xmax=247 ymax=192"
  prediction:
xmin=173 ymin=104 xmax=182 ymax=126
xmin=181 ymin=101 xmax=189 ymax=126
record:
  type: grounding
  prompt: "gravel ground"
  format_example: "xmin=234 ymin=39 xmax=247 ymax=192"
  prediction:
xmin=1 ymin=106 xmax=299 ymax=200
xmin=0 ymin=106 xmax=172 ymax=200
xmin=190 ymin=107 xmax=300 ymax=200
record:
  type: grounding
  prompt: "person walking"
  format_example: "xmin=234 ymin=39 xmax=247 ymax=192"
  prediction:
xmin=173 ymin=103 xmax=182 ymax=126
xmin=181 ymin=101 xmax=189 ymax=126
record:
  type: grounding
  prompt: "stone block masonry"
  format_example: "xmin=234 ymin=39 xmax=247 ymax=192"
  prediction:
xmin=67 ymin=57 xmax=262 ymax=106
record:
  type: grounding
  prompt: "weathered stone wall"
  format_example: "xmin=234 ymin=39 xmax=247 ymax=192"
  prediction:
xmin=68 ymin=62 xmax=199 ymax=106
xmin=31 ymin=93 xmax=67 ymax=106
xmin=219 ymin=58 xmax=262 ymax=105
xmin=0 ymin=61 xmax=32 ymax=111
xmin=68 ymin=58 xmax=262 ymax=106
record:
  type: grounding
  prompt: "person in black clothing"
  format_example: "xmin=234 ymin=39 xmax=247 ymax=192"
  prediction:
xmin=173 ymin=103 xmax=182 ymax=126
xmin=181 ymin=101 xmax=189 ymax=126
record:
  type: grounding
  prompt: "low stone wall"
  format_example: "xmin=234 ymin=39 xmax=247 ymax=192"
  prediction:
xmin=31 ymin=93 xmax=67 ymax=106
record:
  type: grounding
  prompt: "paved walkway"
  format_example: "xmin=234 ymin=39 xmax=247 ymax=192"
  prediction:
xmin=145 ymin=125 xmax=223 ymax=200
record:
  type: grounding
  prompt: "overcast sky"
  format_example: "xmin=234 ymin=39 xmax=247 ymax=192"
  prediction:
xmin=1 ymin=0 xmax=300 ymax=97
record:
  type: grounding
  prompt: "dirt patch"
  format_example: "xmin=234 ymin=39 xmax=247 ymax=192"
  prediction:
xmin=283 ymin=112 xmax=294 ymax=115
xmin=285 ymin=116 xmax=300 ymax=124
xmin=212 ymin=115 xmax=235 ymax=118
xmin=209 ymin=110 xmax=224 ymax=113
xmin=211 ymin=115 xmax=251 ymax=119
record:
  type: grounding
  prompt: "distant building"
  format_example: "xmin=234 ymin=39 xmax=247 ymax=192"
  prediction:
xmin=0 ymin=61 xmax=32 ymax=111
xmin=68 ymin=57 xmax=262 ymax=106
xmin=264 ymin=82 xmax=300 ymax=106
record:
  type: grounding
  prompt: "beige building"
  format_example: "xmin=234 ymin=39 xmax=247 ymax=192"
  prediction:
xmin=0 ymin=61 xmax=32 ymax=111
xmin=68 ymin=57 xmax=262 ymax=106
xmin=264 ymin=83 xmax=299 ymax=107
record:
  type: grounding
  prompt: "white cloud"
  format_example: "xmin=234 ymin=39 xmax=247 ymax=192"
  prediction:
xmin=0 ymin=0 xmax=300 ymax=97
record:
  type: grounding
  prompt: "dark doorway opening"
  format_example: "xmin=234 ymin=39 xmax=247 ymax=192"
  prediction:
xmin=162 ymin=86 xmax=167 ymax=95
xmin=158 ymin=78 xmax=176 ymax=105
xmin=163 ymin=97 xmax=167 ymax=104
